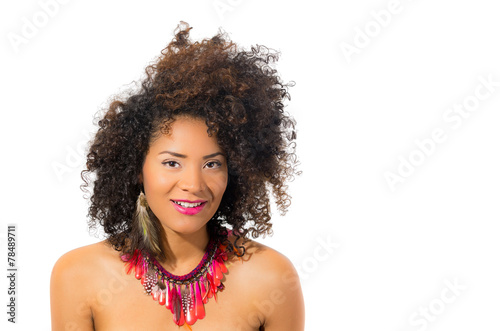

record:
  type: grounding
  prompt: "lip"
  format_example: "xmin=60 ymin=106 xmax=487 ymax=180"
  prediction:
xmin=171 ymin=200 xmax=207 ymax=215
xmin=172 ymin=199 xmax=207 ymax=203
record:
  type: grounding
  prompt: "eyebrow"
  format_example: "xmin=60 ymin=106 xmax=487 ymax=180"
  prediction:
xmin=158 ymin=151 xmax=225 ymax=160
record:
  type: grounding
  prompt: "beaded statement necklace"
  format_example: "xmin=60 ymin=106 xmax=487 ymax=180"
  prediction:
xmin=121 ymin=236 xmax=229 ymax=329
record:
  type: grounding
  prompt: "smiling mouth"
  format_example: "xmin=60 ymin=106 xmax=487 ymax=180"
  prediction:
xmin=171 ymin=200 xmax=206 ymax=208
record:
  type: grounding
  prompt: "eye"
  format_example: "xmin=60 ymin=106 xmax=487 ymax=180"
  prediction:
xmin=206 ymin=161 xmax=222 ymax=169
xmin=162 ymin=161 xmax=179 ymax=168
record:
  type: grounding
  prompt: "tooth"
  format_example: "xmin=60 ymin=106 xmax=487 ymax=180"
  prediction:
xmin=175 ymin=201 xmax=202 ymax=208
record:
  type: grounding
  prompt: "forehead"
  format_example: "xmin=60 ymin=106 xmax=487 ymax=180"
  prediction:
xmin=149 ymin=116 xmax=222 ymax=153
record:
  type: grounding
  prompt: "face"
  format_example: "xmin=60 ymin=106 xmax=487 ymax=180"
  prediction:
xmin=140 ymin=116 xmax=228 ymax=236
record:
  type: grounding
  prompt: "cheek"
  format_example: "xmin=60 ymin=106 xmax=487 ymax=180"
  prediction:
xmin=147 ymin=176 xmax=170 ymax=194
xmin=143 ymin=164 xmax=172 ymax=192
xmin=210 ymin=173 xmax=228 ymax=196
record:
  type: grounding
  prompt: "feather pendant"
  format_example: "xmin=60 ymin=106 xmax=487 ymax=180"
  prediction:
xmin=135 ymin=191 xmax=162 ymax=257
xmin=171 ymin=285 xmax=185 ymax=326
xmin=184 ymin=284 xmax=197 ymax=325
xmin=200 ymin=276 xmax=209 ymax=304
xmin=141 ymin=271 xmax=157 ymax=294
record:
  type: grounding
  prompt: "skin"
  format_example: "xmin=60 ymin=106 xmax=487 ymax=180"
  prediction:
xmin=50 ymin=116 xmax=305 ymax=330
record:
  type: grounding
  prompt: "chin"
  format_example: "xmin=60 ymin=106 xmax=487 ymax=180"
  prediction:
xmin=159 ymin=219 xmax=210 ymax=236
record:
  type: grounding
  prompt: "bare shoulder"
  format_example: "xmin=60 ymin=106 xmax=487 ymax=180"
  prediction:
xmin=50 ymin=240 xmax=121 ymax=331
xmin=50 ymin=240 xmax=126 ymax=297
xmin=51 ymin=240 xmax=119 ymax=278
xmin=236 ymin=238 xmax=296 ymax=277
xmin=238 ymin=238 xmax=302 ymax=292
xmin=227 ymin=236 xmax=305 ymax=330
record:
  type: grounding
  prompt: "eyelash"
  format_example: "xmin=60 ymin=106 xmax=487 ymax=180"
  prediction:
xmin=162 ymin=161 xmax=222 ymax=169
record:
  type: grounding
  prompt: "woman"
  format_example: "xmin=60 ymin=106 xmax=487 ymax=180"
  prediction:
xmin=50 ymin=22 xmax=304 ymax=331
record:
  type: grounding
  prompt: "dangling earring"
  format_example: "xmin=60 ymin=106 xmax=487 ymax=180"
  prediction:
xmin=135 ymin=191 xmax=162 ymax=256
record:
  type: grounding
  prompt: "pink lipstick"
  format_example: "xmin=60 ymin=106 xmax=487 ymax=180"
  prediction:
xmin=171 ymin=200 xmax=207 ymax=215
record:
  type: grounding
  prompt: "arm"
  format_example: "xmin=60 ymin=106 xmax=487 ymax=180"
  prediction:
xmin=50 ymin=249 xmax=95 ymax=331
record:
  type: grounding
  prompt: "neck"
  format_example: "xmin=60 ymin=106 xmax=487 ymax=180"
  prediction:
xmin=159 ymin=226 xmax=210 ymax=274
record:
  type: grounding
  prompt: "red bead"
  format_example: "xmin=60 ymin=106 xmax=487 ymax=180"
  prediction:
xmin=218 ymin=260 xmax=228 ymax=274
xmin=206 ymin=276 xmax=214 ymax=299
xmin=211 ymin=263 xmax=221 ymax=287
xmin=195 ymin=281 xmax=205 ymax=319
xmin=158 ymin=289 xmax=166 ymax=305
xmin=152 ymin=286 xmax=160 ymax=301
xmin=135 ymin=265 xmax=143 ymax=280
xmin=214 ymin=261 xmax=223 ymax=280
xmin=165 ymin=283 xmax=171 ymax=309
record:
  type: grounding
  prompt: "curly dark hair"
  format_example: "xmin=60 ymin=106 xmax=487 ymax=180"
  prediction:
xmin=81 ymin=22 xmax=301 ymax=262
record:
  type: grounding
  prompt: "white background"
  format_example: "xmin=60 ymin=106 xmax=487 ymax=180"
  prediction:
xmin=1 ymin=0 xmax=500 ymax=330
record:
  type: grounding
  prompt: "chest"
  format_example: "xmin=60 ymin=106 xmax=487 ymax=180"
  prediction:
xmin=91 ymin=272 xmax=264 ymax=331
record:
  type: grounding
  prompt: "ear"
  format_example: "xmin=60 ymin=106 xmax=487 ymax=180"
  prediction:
xmin=138 ymin=173 xmax=143 ymax=184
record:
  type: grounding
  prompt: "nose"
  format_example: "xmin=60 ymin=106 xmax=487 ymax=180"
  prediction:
xmin=178 ymin=166 xmax=205 ymax=193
